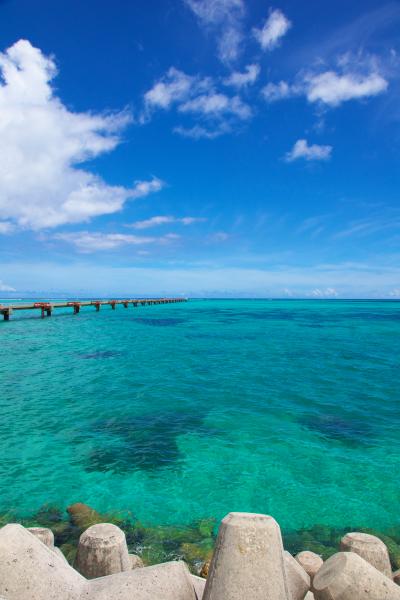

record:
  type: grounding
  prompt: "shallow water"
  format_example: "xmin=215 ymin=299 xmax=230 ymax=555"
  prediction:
xmin=0 ymin=299 xmax=399 ymax=531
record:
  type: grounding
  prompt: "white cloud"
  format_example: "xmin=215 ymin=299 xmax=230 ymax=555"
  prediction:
xmin=184 ymin=0 xmax=245 ymax=63
xmin=173 ymin=124 xmax=229 ymax=139
xmin=129 ymin=215 xmax=206 ymax=229
xmin=179 ymin=92 xmax=251 ymax=119
xmin=308 ymin=287 xmax=339 ymax=298
xmin=0 ymin=39 xmax=163 ymax=231
xmin=306 ymin=70 xmax=388 ymax=106
xmin=0 ymin=280 xmax=16 ymax=292
xmin=55 ymin=232 xmax=156 ymax=252
xmin=389 ymin=289 xmax=400 ymax=298
xmin=54 ymin=229 xmax=184 ymax=252
xmin=285 ymin=139 xmax=332 ymax=162
xmin=261 ymin=80 xmax=292 ymax=102
xmin=0 ymin=221 xmax=14 ymax=234
xmin=144 ymin=67 xmax=251 ymax=136
xmin=143 ymin=67 xmax=208 ymax=111
xmin=253 ymin=8 xmax=291 ymax=51
xmin=223 ymin=64 xmax=260 ymax=88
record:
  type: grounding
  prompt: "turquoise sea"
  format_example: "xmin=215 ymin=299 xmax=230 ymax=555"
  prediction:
xmin=0 ymin=299 xmax=399 ymax=533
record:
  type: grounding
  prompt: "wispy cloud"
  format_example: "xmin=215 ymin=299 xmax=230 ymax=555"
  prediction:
xmin=333 ymin=215 xmax=400 ymax=239
xmin=262 ymin=53 xmax=389 ymax=108
xmin=144 ymin=67 xmax=251 ymax=137
xmin=253 ymin=8 xmax=291 ymax=51
xmin=210 ymin=231 xmax=230 ymax=242
xmin=0 ymin=40 xmax=163 ymax=230
xmin=285 ymin=139 xmax=332 ymax=162
xmin=54 ymin=230 xmax=181 ymax=253
xmin=143 ymin=68 xmax=210 ymax=113
xmin=173 ymin=123 xmax=230 ymax=139
xmin=128 ymin=215 xmax=206 ymax=229
xmin=223 ymin=64 xmax=260 ymax=88
xmin=262 ymin=80 xmax=293 ymax=102
xmin=0 ymin=279 xmax=16 ymax=292
xmin=0 ymin=221 xmax=14 ymax=234
xmin=183 ymin=0 xmax=245 ymax=64
xmin=179 ymin=92 xmax=251 ymax=119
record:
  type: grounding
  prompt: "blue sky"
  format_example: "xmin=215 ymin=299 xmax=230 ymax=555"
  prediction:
xmin=0 ymin=0 xmax=399 ymax=297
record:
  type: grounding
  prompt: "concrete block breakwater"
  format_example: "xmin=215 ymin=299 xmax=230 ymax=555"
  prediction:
xmin=0 ymin=297 xmax=187 ymax=321
xmin=1 ymin=512 xmax=400 ymax=599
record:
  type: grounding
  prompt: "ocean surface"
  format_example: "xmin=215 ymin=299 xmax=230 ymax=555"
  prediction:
xmin=0 ymin=298 xmax=399 ymax=532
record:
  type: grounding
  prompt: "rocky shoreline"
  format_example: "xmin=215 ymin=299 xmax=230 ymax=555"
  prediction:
xmin=0 ymin=504 xmax=400 ymax=598
xmin=1 ymin=502 xmax=399 ymax=576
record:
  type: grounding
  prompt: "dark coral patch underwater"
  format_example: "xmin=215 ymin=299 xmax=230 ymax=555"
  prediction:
xmin=133 ymin=318 xmax=186 ymax=326
xmin=78 ymin=350 xmax=123 ymax=359
xmin=81 ymin=410 xmax=214 ymax=473
xmin=300 ymin=413 xmax=373 ymax=446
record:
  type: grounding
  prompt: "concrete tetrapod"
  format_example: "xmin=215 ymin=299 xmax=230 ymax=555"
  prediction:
xmin=295 ymin=551 xmax=323 ymax=582
xmin=0 ymin=524 xmax=86 ymax=600
xmin=80 ymin=560 xmax=197 ymax=600
xmin=191 ymin=574 xmax=206 ymax=599
xmin=129 ymin=553 xmax=144 ymax=569
xmin=284 ymin=551 xmax=311 ymax=600
xmin=74 ymin=522 xmax=131 ymax=578
xmin=27 ymin=526 xmax=55 ymax=548
xmin=53 ymin=546 xmax=70 ymax=563
xmin=340 ymin=531 xmax=392 ymax=578
xmin=203 ymin=512 xmax=291 ymax=600
xmin=313 ymin=552 xmax=400 ymax=600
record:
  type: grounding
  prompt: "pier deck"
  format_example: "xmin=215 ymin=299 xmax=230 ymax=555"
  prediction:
xmin=0 ymin=298 xmax=186 ymax=321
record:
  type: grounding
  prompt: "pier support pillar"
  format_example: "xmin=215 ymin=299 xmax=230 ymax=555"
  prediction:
xmin=111 ymin=302 xmax=116 ymax=310
xmin=46 ymin=308 xmax=52 ymax=317
xmin=123 ymin=302 xmax=128 ymax=308
xmin=95 ymin=303 xmax=100 ymax=312
xmin=2 ymin=309 xmax=11 ymax=321
xmin=74 ymin=305 xmax=80 ymax=315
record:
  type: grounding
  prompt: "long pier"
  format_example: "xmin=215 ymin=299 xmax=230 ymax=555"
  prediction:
xmin=0 ymin=298 xmax=186 ymax=321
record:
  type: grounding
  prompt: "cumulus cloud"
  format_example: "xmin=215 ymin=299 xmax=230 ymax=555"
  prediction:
xmin=285 ymin=139 xmax=332 ymax=162
xmin=0 ymin=280 xmax=16 ymax=292
xmin=223 ymin=64 xmax=260 ymax=87
xmin=305 ymin=70 xmax=388 ymax=106
xmin=184 ymin=0 xmax=245 ymax=63
xmin=253 ymin=8 xmax=291 ymax=51
xmin=0 ymin=39 xmax=163 ymax=230
xmin=129 ymin=215 xmax=206 ymax=229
